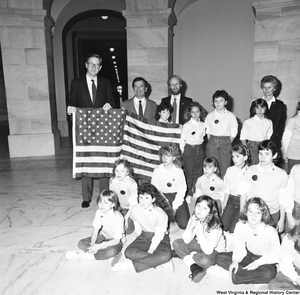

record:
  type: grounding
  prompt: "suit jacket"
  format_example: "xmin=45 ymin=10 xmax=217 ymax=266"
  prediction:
xmin=122 ymin=97 xmax=157 ymax=123
xmin=161 ymin=95 xmax=193 ymax=125
xmin=68 ymin=76 xmax=115 ymax=108
xmin=249 ymin=98 xmax=286 ymax=148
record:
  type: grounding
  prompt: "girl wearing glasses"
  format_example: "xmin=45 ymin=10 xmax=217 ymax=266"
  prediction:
xmin=215 ymin=197 xmax=280 ymax=285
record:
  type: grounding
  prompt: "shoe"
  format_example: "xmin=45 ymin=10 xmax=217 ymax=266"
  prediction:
xmin=171 ymin=249 xmax=180 ymax=258
xmin=112 ymin=259 xmax=134 ymax=272
xmin=110 ymin=252 xmax=122 ymax=267
xmin=81 ymin=201 xmax=90 ymax=208
xmin=189 ymin=263 xmax=206 ymax=283
xmin=65 ymin=250 xmax=84 ymax=260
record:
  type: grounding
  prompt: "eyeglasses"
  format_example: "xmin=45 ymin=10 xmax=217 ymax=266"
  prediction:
xmin=87 ymin=62 xmax=101 ymax=69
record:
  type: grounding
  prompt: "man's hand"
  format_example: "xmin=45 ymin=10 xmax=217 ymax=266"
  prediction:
xmin=67 ymin=106 xmax=76 ymax=115
xmin=103 ymin=103 xmax=112 ymax=111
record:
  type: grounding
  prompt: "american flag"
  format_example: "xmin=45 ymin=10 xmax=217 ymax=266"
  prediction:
xmin=121 ymin=112 xmax=181 ymax=181
xmin=72 ymin=108 xmax=126 ymax=178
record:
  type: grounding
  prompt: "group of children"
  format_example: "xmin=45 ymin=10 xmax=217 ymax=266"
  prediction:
xmin=65 ymin=74 xmax=300 ymax=290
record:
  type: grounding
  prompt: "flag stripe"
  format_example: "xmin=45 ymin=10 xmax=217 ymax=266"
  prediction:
xmin=126 ymin=119 xmax=181 ymax=138
xmin=121 ymin=145 xmax=160 ymax=167
xmin=120 ymin=111 xmax=181 ymax=181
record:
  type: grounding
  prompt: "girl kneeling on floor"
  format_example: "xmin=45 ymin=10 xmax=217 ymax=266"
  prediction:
xmin=112 ymin=183 xmax=175 ymax=272
xmin=65 ymin=190 xmax=124 ymax=266
xmin=173 ymin=195 xmax=226 ymax=283
xmin=215 ymin=197 xmax=280 ymax=285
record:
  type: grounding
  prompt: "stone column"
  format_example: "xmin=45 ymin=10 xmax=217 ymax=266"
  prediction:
xmin=252 ymin=0 xmax=300 ymax=118
xmin=122 ymin=0 xmax=176 ymax=103
xmin=0 ymin=8 xmax=60 ymax=157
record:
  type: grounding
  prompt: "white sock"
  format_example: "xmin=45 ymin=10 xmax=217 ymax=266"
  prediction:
xmin=183 ymin=254 xmax=195 ymax=268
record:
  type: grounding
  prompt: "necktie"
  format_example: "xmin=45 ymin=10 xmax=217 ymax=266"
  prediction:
xmin=173 ymin=97 xmax=177 ymax=123
xmin=139 ymin=100 xmax=143 ymax=117
xmin=91 ymin=79 xmax=96 ymax=104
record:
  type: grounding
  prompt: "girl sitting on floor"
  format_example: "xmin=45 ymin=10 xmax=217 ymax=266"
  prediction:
xmin=65 ymin=190 xmax=124 ymax=266
xmin=112 ymin=183 xmax=175 ymax=273
xmin=215 ymin=197 xmax=280 ymax=285
xmin=173 ymin=195 xmax=226 ymax=283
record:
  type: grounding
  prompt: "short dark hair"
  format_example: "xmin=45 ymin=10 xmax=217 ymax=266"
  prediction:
xmin=212 ymin=90 xmax=229 ymax=102
xmin=132 ymin=77 xmax=148 ymax=89
xmin=85 ymin=53 xmax=102 ymax=65
xmin=157 ymin=102 xmax=173 ymax=114
xmin=258 ymin=139 xmax=278 ymax=156
xmin=138 ymin=183 xmax=175 ymax=222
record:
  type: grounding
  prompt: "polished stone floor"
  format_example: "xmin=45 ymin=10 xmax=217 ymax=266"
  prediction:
xmin=0 ymin=121 xmax=267 ymax=295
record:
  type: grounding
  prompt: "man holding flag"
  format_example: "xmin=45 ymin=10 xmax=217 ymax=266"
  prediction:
xmin=67 ymin=53 xmax=115 ymax=208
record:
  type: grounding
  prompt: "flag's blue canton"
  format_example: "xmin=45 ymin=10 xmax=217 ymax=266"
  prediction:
xmin=76 ymin=109 xmax=124 ymax=146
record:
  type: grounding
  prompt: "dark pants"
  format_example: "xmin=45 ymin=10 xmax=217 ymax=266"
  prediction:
xmin=81 ymin=177 xmax=109 ymax=202
xmin=216 ymin=249 xmax=276 ymax=284
xmin=173 ymin=238 xmax=217 ymax=268
xmin=164 ymin=192 xmax=190 ymax=229
xmin=120 ymin=208 xmax=134 ymax=235
xmin=269 ymin=269 xmax=300 ymax=290
xmin=246 ymin=140 xmax=260 ymax=165
xmin=222 ymin=195 xmax=240 ymax=233
xmin=183 ymin=144 xmax=203 ymax=196
xmin=293 ymin=201 xmax=300 ymax=221
xmin=271 ymin=210 xmax=280 ymax=227
xmin=206 ymin=135 xmax=231 ymax=178
xmin=125 ymin=231 xmax=172 ymax=273
xmin=78 ymin=234 xmax=123 ymax=260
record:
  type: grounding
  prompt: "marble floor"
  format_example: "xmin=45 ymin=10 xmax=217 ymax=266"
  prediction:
xmin=0 ymin=121 xmax=267 ymax=295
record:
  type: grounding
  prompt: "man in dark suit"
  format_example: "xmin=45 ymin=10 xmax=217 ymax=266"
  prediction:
xmin=67 ymin=53 xmax=115 ymax=208
xmin=122 ymin=77 xmax=157 ymax=122
xmin=161 ymin=75 xmax=193 ymax=125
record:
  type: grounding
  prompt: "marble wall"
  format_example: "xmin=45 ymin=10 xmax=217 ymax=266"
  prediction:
xmin=0 ymin=5 xmax=60 ymax=157
xmin=122 ymin=0 xmax=176 ymax=104
xmin=252 ymin=0 xmax=300 ymax=119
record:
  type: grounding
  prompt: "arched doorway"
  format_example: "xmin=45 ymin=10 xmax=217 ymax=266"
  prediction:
xmin=52 ymin=0 xmax=126 ymax=138
xmin=60 ymin=10 xmax=127 ymax=138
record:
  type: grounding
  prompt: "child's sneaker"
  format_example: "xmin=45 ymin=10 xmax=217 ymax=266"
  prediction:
xmin=109 ymin=252 xmax=122 ymax=267
xmin=112 ymin=259 xmax=134 ymax=272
